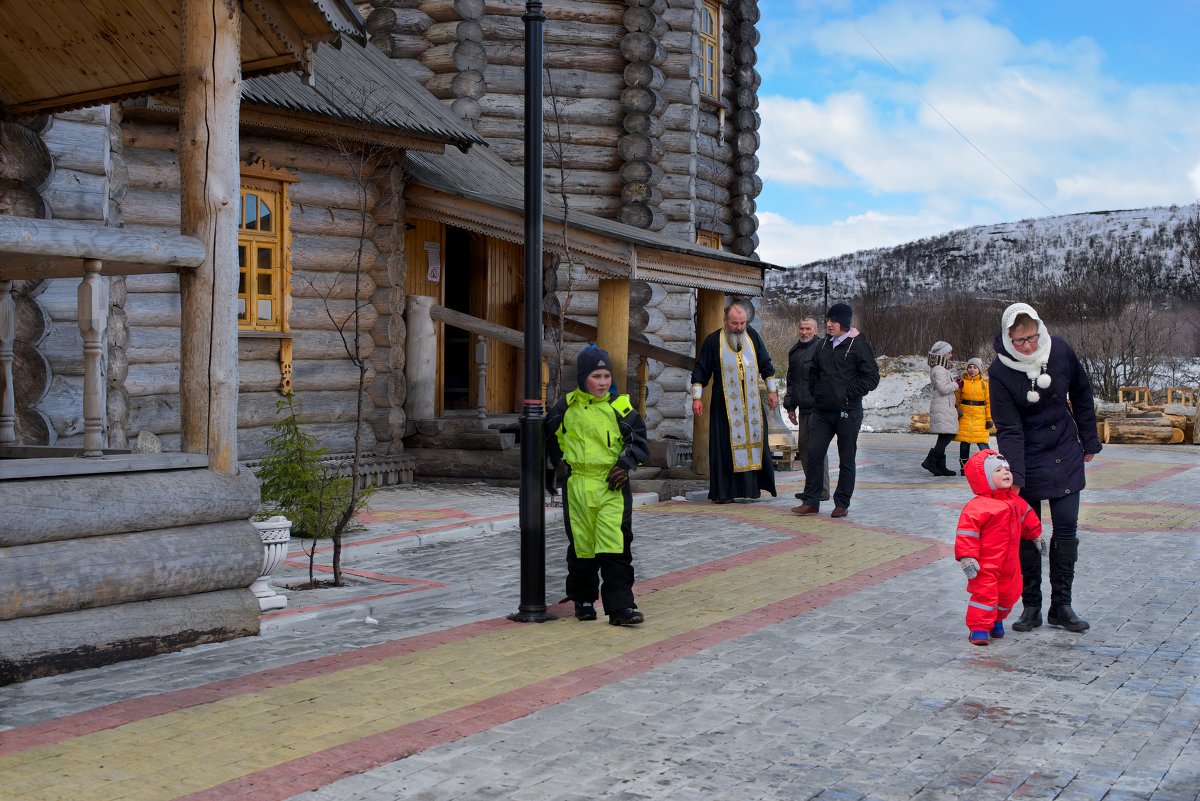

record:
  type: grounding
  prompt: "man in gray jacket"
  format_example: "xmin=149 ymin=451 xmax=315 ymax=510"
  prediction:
xmin=783 ymin=317 xmax=829 ymax=501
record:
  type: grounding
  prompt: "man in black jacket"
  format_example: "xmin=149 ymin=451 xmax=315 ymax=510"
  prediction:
xmin=783 ymin=316 xmax=829 ymax=501
xmin=792 ymin=303 xmax=880 ymax=518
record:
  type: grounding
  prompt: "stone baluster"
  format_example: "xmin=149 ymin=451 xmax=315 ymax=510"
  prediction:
xmin=0 ymin=280 xmax=15 ymax=444
xmin=78 ymin=259 xmax=109 ymax=456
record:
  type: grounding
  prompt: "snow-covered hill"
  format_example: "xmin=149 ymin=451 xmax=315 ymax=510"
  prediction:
xmin=768 ymin=204 xmax=1200 ymax=303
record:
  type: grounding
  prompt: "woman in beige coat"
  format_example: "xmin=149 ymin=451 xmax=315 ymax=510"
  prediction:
xmin=921 ymin=340 xmax=959 ymax=476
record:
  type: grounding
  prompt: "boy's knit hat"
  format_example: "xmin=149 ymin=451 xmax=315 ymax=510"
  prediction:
xmin=966 ymin=357 xmax=984 ymax=371
xmin=576 ymin=346 xmax=612 ymax=390
xmin=825 ymin=302 xmax=852 ymax=329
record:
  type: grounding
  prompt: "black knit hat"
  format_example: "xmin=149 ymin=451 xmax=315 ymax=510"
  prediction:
xmin=576 ymin=346 xmax=612 ymax=390
xmin=826 ymin=302 xmax=852 ymax=329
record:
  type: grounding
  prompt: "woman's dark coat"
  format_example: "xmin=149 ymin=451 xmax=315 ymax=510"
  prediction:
xmin=988 ymin=334 xmax=1102 ymax=500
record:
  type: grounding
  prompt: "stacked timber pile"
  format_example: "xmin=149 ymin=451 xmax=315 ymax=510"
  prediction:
xmin=1096 ymin=399 xmax=1198 ymax=445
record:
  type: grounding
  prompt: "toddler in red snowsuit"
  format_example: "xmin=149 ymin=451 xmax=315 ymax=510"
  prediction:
xmin=955 ymin=449 xmax=1044 ymax=645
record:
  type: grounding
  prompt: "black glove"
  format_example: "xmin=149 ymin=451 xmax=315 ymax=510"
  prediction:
xmin=606 ymin=465 xmax=628 ymax=491
xmin=986 ymin=420 xmax=993 ymax=429
xmin=545 ymin=464 xmax=559 ymax=497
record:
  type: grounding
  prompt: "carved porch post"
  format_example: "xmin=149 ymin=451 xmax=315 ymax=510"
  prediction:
xmin=78 ymin=260 xmax=109 ymax=456
xmin=0 ymin=280 xmax=15 ymax=444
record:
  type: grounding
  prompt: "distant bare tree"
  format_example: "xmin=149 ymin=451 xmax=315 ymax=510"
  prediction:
xmin=1054 ymin=299 xmax=1180 ymax=401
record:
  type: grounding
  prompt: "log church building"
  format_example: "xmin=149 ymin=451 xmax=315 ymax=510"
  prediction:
xmin=0 ymin=0 xmax=773 ymax=680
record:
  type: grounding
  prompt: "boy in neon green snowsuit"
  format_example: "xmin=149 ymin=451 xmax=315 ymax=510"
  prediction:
xmin=545 ymin=347 xmax=649 ymax=626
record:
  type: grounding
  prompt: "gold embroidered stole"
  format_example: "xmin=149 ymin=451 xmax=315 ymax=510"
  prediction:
xmin=719 ymin=332 xmax=763 ymax=472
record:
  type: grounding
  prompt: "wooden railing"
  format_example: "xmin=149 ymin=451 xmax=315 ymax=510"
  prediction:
xmin=407 ymin=298 xmax=691 ymax=420
xmin=0 ymin=217 xmax=205 ymax=457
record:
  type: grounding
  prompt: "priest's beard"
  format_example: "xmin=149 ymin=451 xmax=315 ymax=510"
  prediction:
xmin=725 ymin=330 xmax=747 ymax=352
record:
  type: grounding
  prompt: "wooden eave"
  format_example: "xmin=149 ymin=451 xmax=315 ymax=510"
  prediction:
xmin=239 ymin=105 xmax=453 ymax=153
xmin=404 ymin=185 xmax=767 ymax=296
xmin=0 ymin=0 xmax=365 ymax=118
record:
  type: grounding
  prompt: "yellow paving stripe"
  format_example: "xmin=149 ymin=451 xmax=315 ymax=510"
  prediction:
xmin=1 ymin=524 xmax=930 ymax=801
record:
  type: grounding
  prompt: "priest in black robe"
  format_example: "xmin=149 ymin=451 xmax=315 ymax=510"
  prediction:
xmin=690 ymin=299 xmax=779 ymax=504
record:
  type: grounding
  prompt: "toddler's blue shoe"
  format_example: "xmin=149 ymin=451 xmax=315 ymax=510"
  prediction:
xmin=574 ymin=602 xmax=597 ymax=621
xmin=969 ymin=630 xmax=990 ymax=646
xmin=990 ymin=621 xmax=1005 ymax=639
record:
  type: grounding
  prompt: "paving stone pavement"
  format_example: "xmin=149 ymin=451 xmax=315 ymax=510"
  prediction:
xmin=1 ymin=433 xmax=1198 ymax=801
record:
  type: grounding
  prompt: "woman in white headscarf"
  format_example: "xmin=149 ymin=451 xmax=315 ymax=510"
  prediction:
xmin=921 ymin=340 xmax=958 ymax=476
xmin=989 ymin=303 xmax=1102 ymax=633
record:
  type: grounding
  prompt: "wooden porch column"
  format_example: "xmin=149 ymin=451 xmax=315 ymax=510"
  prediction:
xmin=178 ymin=0 xmax=242 ymax=474
xmin=597 ymin=277 xmax=630 ymax=392
xmin=692 ymin=288 xmax=725 ymax=477
xmin=405 ymin=295 xmax=437 ymax=421
xmin=0 ymin=280 xmax=14 ymax=444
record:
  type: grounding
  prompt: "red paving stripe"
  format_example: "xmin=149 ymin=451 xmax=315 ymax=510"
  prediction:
xmin=294 ymin=511 xmax=524 ymax=555
xmin=1098 ymin=462 xmax=1194 ymax=490
xmin=177 ymin=542 xmax=948 ymax=801
xmin=0 ymin=522 xmax=943 ymax=759
xmin=262 ymin=583 xmax=443 ymax=621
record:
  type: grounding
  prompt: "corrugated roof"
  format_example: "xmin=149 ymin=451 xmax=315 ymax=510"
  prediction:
xmin=242 ymin=41 xmax=485 ymax=151
xmin=406 ymin=144 xmax=779 ymax=272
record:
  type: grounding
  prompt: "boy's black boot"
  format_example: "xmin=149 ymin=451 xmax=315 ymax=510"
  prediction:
xmin=959 ymin=457 xmax=968 ymax=476
xmin=1047 ymin=538 xmax=1089 ymax=632
xmin=1011 ymin=538 xmax=1043 ymax=632
xmin=608 ymin=608 xmax=644 ymax=626
xmin=920 ymin=449 xmax=939 ymax=475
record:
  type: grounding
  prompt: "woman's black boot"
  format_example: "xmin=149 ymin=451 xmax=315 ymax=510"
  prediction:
xmin=1011 ymin=539 xmax=1043 ymax=632
xmin=921 ymin=449 xmax=939 ymax=475
xmin=1047 ymin=538 xmax=1089 ymax=632
xmin=934 ymin=455 xmax=956 ymax=476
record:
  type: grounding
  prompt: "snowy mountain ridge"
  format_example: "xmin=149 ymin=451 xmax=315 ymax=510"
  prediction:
xmin=767 ymin=203 xmax=1200 ymax=303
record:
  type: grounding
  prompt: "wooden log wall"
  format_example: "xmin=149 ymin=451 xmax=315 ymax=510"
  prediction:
xmin=17 ymin=108 xmax=126 ymax=449
xmin=618 ymin=0 xmax=668 ymax=233
xmin=362 ymin=0 xmax=765 ymax=439
xmin=117 ymin=117 xmax=386 ymax=460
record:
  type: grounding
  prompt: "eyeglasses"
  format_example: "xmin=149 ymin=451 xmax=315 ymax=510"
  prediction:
xmin=1011 ymin=333 xmax=1039 ymax=347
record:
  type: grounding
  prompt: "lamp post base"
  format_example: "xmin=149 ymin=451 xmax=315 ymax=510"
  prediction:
xmin=508 ymin=607 xmax=554 ymax=623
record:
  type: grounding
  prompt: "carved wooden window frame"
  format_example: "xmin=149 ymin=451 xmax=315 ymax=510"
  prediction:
xmin=699 ymin=1 xmax=721 ymax=101
xmin=696 ymin=229 xmax=722 ymax=250
xmin=238 ymin=157 xmax=298 ymax=392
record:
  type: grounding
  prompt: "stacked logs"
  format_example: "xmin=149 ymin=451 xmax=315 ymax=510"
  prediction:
xmin=618 ymin=0 xmax=667 ymax=232
xmin=1096 ymin=401 xmax=1196 ymax=445
xmin=728 ymin=0 xmax=761 ymax=257
xmin=366 ymin=0 xmax=487 ymax=125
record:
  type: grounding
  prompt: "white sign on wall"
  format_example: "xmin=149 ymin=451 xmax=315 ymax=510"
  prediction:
xmin=424 ymin=241 xmax=441 ymax=283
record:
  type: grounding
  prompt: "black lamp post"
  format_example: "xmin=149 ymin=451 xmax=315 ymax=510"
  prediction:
xmin=509 ymin=0 xmax=552 ymax=623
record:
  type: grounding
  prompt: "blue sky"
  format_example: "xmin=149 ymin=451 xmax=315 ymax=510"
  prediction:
xmin=755 ymin=0 xmax=1200 ymax=265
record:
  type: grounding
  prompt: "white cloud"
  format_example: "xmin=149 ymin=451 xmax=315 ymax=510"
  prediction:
xmin=757 ymin=208 xmax=957 ymax=265
xmin=756 ymin=1 xmax=1200 ymax=259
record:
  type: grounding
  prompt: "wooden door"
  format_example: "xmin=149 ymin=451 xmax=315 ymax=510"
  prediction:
xmin=468 ymin=237 xmax=523 ymax=414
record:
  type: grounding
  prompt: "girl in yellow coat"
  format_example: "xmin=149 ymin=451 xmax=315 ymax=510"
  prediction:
xmin=955 ymin=357 xmax=992 ymax=474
